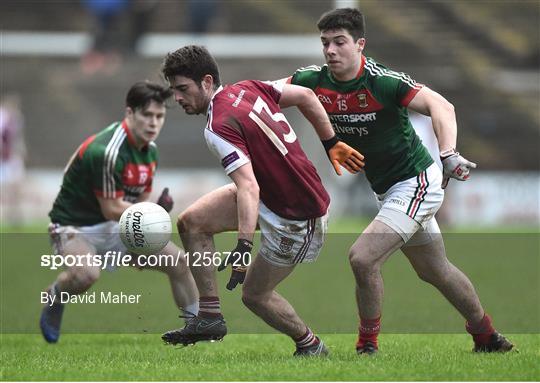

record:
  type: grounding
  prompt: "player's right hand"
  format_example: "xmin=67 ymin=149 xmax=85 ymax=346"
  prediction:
xmin=157 ymin=187 xmax=174 ymax=212
xmin=322 ymin=135 xmax=365 ymax=176
xmin=440 ymin=150 xmax=477 ymax=189
xmin=218 ymin=239 xmax=253 ymax=291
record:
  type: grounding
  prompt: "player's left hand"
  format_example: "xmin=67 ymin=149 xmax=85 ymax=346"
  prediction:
xmin=322 ymin=135 xmax=365 ymax=176
xmin=440 ymin=149 xmax=477 ymax=189
xmin=218 ymin=239 xmax=253 ymax=291
xmin=157 ymin=187 xmax=174 ymax=212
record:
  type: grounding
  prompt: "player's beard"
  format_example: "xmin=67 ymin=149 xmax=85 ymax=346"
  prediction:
xmin=180 ymin=92 xmax=206 ymax=115
xmin=182 ymin=105 xmax=196 ymax=115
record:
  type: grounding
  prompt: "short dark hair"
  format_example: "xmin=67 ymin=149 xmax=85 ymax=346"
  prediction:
xmin=161 ymin=45 xmax=221 ymax=88
xmin=126 ymin=81 xmax=173 ymax=110
xmin=317 ymin=8 xmax=366 ymax=41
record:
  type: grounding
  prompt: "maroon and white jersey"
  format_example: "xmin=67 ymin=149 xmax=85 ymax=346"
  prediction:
xmin=204 ymin=80 xmax=330 ymax=220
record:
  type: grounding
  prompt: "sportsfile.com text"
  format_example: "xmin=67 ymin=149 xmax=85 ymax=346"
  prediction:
xmin=40 ymin=251 xmax=252 ymax=270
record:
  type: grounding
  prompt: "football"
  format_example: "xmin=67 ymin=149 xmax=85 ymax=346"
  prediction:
xmin=119 ymin=202 xmax=172 ymax=254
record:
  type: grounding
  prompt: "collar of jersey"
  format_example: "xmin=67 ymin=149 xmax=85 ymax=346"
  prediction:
xmin=328 ymin=54 xmax=366 ymax=86
xmin=206 ymin=85 xmax=224 ymax=116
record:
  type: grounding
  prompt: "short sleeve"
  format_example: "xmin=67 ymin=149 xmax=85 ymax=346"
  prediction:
xmin=236 ymin=80 xmax=282 ymax=105
xmin=290 ymin=65 xmax=322 ymax=90
xmin=375 ymin=69 xmax=423 ymax=107
xmin=204 ymin=127 xmax=250 ymax=175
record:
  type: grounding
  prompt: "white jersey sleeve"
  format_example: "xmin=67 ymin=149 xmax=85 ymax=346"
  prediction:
xmin=262 ymin=79 xmax=286 ymax=94
xmin=204 ymin=128 xmax=250 ymax=175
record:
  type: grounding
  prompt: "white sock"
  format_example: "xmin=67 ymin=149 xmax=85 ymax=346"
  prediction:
xmin=184 ymin=301 xmax=199 ymax=317
xmin=51 ymin=282 xmax=61 ymax=296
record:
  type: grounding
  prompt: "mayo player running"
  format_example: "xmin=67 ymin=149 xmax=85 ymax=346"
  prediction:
xmin=40 ymin=81 xmax=199 ymax=343
xmin=160 ymin=45 xmax=364 ymax=356
xmin=284 ymin=8 xmax=512 ymax=354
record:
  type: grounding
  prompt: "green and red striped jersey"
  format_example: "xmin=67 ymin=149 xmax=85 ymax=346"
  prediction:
xmin=291 ymin=55 xmax=433 ymax=193
xmin=49 ymin=121 xmax=157 ymax=226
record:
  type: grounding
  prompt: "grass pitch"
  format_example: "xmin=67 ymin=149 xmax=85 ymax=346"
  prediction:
xmin=1 ymin=333 xmax=538 ymax=381
xmin=1 ymin=219 xmax=538 ymax=380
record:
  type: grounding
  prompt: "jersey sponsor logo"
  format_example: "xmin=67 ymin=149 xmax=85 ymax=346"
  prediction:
xmin=222 ymin=151 xmax=240 ymax=168
xmin=357 ymin=93 xmax=368 ymax=108
xmin=329 ymin=113 xmax=375 ymax=136
xmin=232 ymin=89 xmax=245 ymax=108
xmin=333 ymin=125 xmax=369 ymax=136
xmin=329 ymin=113 xmax=377 ymax=123
xmin=388 ymin=198 xmax=406 ymax=207
xmin=122 ymin=163 xmax=154 ymax=187
xmin=278 ymin=236 xmax=295 ymax=254
xmin=317 ymin=94 xmax=332 ymax=104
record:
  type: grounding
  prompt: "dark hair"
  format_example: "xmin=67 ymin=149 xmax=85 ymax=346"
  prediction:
xmin=125 ymin=81 xmax=173 ymax=110
xmin=161 ymin=45 xmax=221 ymax=88
xmin=317 ymin=8 xmax=365 ymax=41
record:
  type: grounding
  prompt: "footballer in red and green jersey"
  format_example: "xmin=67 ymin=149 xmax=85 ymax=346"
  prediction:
xmin=49 ymin=120 xmax=157 ymax=226
xmin=290 ymin=55 xmax=433 ymax=194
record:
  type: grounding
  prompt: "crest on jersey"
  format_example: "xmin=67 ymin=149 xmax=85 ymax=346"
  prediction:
xmin=278 ymin=236 xmax=295 ymax=254
xmin=357 ymin=93 xmax=368 ymax=108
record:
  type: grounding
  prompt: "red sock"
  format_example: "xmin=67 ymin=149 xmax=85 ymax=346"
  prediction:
xmin=198 ymin=296 xmax=223 ymax=319
xmin=293 ymin=327 xmax=319 ymax=349
xmin=356 ymin=316 xmax=381 ymax=349
xmin=466 ymin=313 xmax=495 ymax=345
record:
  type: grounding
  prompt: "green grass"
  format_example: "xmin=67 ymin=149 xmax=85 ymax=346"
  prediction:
xmin=1 ymin=217 xmax=538 ymax=234
xmin=1 ymin=220 xmax=539 ymax=380
xmin=1 ymin=334 xmax=538 ymax=381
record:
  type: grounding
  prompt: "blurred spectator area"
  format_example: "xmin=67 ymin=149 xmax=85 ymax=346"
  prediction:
xmin=1 ymin=0 xmax=539 ymax=170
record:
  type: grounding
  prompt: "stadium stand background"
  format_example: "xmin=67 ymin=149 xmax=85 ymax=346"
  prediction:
xmin=1 ymin=0 xmax=539 ymax=225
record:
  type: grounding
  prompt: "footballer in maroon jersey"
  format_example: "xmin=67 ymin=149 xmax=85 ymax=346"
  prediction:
xmin=160 ymin=45 xmax=364 ymax=355
xmin=205 ymin=79 xmax=330 ymax=221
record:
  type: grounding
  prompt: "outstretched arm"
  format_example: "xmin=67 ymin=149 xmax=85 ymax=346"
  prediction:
xmin=278 ymin=83 xmax=365 ymax=175
xmin=228 ymin=163 xmax=259 ymax=244
xmin=219 ymin=163 xmax=259 ymax=290
xmin=408 ymin=87 xmax=476 ymax=187
xmin=408 ymin=86 xmax=456 ymax=153
xmin=278 ymin=83 xmax=335 ymax=140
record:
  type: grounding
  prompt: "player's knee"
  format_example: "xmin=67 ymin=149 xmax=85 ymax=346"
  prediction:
xmin=241 ymin=290 xmax=265 ymax=311
xmin=177 ymin=209 xmax=205 ymax=234
xmin=176 ymin=211 xmax=190 ymax=234
xmin=349 ymin=249 xmax=374 ymax=273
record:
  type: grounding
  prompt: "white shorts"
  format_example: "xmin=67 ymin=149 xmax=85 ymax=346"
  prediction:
xmin=258 ymin=202 xmax=328 ymax=267
xmin=49 ymin=221 xmax=128 ymax=255
xmin=374 ymin=162 xmax=444 ymax=246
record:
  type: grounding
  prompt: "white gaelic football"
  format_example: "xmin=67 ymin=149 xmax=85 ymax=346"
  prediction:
xmin=119 ymin=202 xmax=172 ymax=254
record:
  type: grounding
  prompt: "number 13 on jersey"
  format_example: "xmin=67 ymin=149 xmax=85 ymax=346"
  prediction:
xmin=248 ymin=97 xmax=297 ymax=155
